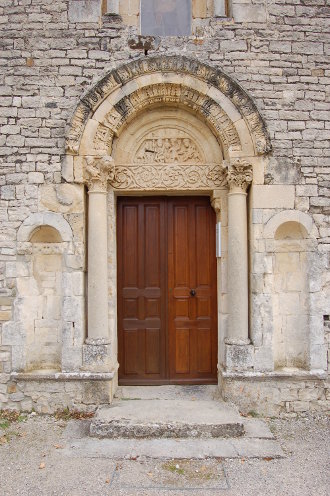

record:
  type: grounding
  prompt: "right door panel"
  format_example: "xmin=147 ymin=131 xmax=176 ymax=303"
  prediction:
xmin=168 ymin=197 xmax=218 ymax=383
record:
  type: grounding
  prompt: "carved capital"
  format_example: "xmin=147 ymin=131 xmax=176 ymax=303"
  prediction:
xmin=83 ymin=156 xmax=115 ymax=192
xmin=226 ymin=159 xmax=253 ymax=192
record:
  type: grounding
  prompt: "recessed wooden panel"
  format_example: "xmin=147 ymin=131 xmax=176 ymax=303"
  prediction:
xmin=175 ymin=328 xmax=190 ymax=374
xmin=118 ymin=196 xmax=217 ymax=385
xmin=145 ymin=205 xmax=161 ymax=288
xmin=197 ymin=298 xmax=211 ymax=318
xmin=174 ymin=206 xmax=189 ymax=287
xmin=197 ymin=328 xmax=212 ymax=373
xmin=146 ymin=328 xmax=161 ymax=374
xmin=145 ymin=298 xmax=160 ymax=318
xmin=175 ymin=299 xmax=189 ymax=317
xmin=123 ymin=298 xmax=138 ymax=318
xmin=124 ymin=330 xmax=139 ymax=374
xmin=123 ymin=205 xmax=138 ymax=287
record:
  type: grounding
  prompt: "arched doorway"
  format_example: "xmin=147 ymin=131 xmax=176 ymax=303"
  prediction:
xmin=65 ymin=55 xmax=271 ymax=389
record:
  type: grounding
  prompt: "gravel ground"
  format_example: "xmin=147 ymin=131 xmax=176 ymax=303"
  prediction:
xmin=0 ymin=413 xmax=329 ymax=496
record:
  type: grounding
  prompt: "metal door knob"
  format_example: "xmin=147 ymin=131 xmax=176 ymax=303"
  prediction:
xmin=190 ymin=289 xmax=196 ymax=297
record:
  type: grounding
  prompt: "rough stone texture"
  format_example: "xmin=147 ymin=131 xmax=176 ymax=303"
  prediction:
xmin=0 ymin=0 xmax=329 ymax=414
xmin=6 ymin=372 xmax=115 ymax=413
xmin=219 ymin=371 xmax=329 ymax=417
xmin=90 ymin=399 xmax=245 ymax=439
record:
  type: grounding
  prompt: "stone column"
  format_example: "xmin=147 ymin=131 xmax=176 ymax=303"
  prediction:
xmin=82 ymin=155 xmax=115 ymax=371
xmin=225 ymin=159 xmax=253 ymax=369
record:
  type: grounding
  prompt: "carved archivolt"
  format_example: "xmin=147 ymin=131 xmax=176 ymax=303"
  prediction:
xmin=66 ymin=55 xmax=271 ymax=156
xmin=92 ymin=84 xmax=241 ymax=155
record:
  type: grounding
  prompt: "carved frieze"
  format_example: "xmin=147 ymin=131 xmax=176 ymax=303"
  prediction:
xmin=83 ymin=156 xmax=115 ymax=192
xmin=112 ymin=164 xmax=227 ymax=190
xmin=226 ymin=159 xmax=253 ymax=192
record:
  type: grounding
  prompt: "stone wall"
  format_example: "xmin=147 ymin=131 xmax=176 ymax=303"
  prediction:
xmin=0 ymin=0 xmax=329 ymax=414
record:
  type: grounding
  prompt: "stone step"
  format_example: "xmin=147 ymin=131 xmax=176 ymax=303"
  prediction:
xmin=90 ymin=399 xmax=245 ymax=439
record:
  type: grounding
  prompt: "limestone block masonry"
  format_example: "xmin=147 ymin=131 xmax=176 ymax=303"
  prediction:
xmin=0 ymin=0 xmax=329 ymax=415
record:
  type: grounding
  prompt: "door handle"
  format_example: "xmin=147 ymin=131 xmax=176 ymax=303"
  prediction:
xmin=190 ymin=289 xmax=196 ymax=297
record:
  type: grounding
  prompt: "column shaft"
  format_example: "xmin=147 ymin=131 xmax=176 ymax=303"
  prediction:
xmin=87 ymin=191 xmax=109 ymax=342
xmin=227 ymin=190 xmax=249 ymax=344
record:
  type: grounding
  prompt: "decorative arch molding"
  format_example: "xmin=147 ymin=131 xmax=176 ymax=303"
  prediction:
xmin=17 ymin=212 xmax=73 ymax=243
xmin=66 ymin=55 xmax=271 ymax=158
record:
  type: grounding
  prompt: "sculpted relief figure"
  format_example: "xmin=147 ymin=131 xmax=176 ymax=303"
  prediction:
xmin=134 ymin=137 xmax=202 ymax=165
xmin=84 ymin=156 xmax=115 ymax=192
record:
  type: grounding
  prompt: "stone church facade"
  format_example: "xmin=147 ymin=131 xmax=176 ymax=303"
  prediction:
xmin=0 ymin=0 xmax=329 ymax=416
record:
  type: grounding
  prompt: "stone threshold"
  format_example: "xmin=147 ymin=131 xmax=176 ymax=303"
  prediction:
xmin=10 ymin=371 xmax=115 ymax=381
xmin=220 ymin=368 xmax=328 ymax=381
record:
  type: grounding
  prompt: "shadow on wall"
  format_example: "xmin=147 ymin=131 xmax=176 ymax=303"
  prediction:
xmin=273 ymin=221 xmax=309 ymax=370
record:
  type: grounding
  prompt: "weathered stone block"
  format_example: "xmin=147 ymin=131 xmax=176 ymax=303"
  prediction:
xmin=83 ymin=342 xmax=112 ymax=372
xmin=68 ymin=0 xmax=101 ymax=23
xmin=251 ymin=186 xmax=295 ymax=209
xmin=225 ymin=344 xmax=254 ymax=371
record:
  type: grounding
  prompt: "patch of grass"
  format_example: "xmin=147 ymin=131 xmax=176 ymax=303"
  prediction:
xmin=0 ymin=420 xmax=10 ymax=429
xmin=247 ymin=410 xmax=260 ymax=418
xmin=0 ymin=410 xmax=27 ymax=429
xmin=163 ymin=462 xmax=185 ymax=475
xmin=0 ymin=430 xmax=22 ymax=445
xmin=162 ymin=460 xmax=217 ymax=482
xmin=54 ymin=407 xmax=95 ymax=421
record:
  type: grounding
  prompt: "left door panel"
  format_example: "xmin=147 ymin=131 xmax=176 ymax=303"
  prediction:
xmin=117 ymin=198 xmax=168 ymax=384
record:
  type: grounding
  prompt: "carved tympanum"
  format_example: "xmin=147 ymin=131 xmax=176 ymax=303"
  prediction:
xmin=226 ymin=159 xmax=253 ymax=192
xmin=83 ymin=156 xmax=115 ymax=192
xmin=135 ymin=136 xmax=202 ymax=164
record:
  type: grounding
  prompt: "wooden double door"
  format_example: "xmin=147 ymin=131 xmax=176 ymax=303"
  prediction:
xmin=117 ymin=197 xmax=218 ymax=385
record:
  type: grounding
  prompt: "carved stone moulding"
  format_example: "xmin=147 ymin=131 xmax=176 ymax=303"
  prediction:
xmin=92 ymin=83 xmax=241 ymax=156
xmin=83 ymin=155 xmax=115 ymax=192
xmin=66 ymin=55 xmax=272 ymax=157
xmin=112 ymin=164 xmax=227 ymax=190
xmin=226 ymin=159 xmax=253 ymax=192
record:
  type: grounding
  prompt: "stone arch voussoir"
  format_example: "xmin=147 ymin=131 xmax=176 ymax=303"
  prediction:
xmin=17 ymin=212 xmax=73 ymax=243
xmin=66 ymin=55 xmax=271 ymax=158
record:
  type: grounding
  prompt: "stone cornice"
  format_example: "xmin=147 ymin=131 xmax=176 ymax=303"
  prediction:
xmin=83 ymin=156 xmax=115 ymax=192
xmin=226 ymin=159 xmax=253 ymax=192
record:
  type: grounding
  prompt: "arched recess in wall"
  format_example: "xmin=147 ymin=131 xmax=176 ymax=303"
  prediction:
xmin=13 ymin=213 xmax=73 ymax=372
xmin=265 ymin=211 xmax=316 ymax=370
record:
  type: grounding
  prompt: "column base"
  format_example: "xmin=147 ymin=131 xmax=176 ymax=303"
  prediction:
xmin=83 ymin=340 xmax=112 ymax=372
xmin=225 ymin=342 xmax=254 ymax=372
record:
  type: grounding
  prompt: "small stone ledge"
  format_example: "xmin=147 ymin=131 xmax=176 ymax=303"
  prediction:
xmin=10 ymin=371 xmax=115 ymax=382
xmin=220 ymin=368 xmax=328 ymax=382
